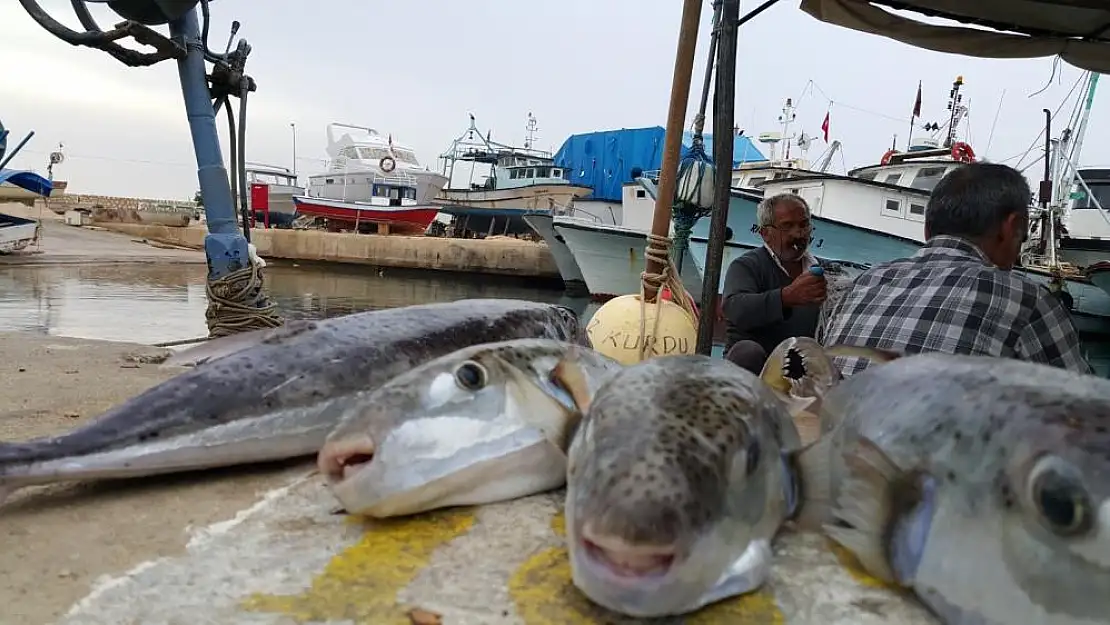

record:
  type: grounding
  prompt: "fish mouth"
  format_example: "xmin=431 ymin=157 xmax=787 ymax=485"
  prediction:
xmin=578 ymin=531 xmax=678 ymax=583
xmin=317 ymin=434 xmax=376 ymax=484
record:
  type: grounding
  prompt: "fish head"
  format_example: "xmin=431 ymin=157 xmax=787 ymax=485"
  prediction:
xmin=319 ymin=338 xmax=621 ymax=518
xmin=980 ymin=412 xmax=1110 ymax=623
xmin=759 ymin=337 xmax=840 ymax=416
xmin=566 ymin=356 xmax=798 ymax=617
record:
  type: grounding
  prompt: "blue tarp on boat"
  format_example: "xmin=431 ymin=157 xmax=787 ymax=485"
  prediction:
xmin=0 ymin=169 xmax=52 ymax=197
xmin=552 ymin=127 xmax=766 ymax=202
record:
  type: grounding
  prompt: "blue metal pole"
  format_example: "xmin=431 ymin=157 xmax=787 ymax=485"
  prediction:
xmin=167 ymin=8 xmax=250 ymax=280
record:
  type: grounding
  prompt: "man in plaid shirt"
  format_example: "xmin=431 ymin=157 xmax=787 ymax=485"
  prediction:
xmin=821 ymin=162 xmax=1093 ymax=376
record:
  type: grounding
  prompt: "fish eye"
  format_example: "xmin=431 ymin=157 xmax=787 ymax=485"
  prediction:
xmin=1029 ymin=456 xmax=1093 ymax=537
xmin=454 ymin=361 xmax=488 ymax=391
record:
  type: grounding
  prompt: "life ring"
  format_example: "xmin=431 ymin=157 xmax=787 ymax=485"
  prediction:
xmin=951 ymin=141 xmax=976 ymax=163
xmin=379 ymin=156 xmax=396 ymax=173
xmin=880 ymin=149 xmax=898 ymax=166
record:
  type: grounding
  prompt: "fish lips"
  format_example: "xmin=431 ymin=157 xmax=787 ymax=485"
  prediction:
xmin=326 ymin=416 xmax=568 ymax=518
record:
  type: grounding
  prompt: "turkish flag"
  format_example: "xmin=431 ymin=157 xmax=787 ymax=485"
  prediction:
xmin=821 ymin=111 xmax=830 ymax=142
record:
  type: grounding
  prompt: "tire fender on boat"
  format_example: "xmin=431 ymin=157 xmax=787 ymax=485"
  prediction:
xmin=380 ymin=156 xmax=396 ymax=173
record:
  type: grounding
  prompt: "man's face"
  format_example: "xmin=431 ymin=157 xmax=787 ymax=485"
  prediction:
xmin=759 ymin=201 xmax=812 ymax=262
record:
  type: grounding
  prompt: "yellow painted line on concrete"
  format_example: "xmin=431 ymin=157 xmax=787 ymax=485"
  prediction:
xmin=241 ymin=509 xmax=475 ymax=624
xmin=508 ymin=511 xmax=786 ymax=624
xmin=826 ymin=540 xmax=900 ymax=591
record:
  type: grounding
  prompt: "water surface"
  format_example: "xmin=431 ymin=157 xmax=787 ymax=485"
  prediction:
xmin=0 ymin=262 xmax=590 ymax=345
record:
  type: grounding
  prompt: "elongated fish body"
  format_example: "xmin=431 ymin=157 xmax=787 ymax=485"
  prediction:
xmin=320 ymin=338 xmax=623 ymax=518
xmin=0 ymin=299 xmax=580 ymax=505
xmin=796 ymin=354 xmax=1110 ymax=625
xmin=565 ymin=355 xmax=802 ymax=618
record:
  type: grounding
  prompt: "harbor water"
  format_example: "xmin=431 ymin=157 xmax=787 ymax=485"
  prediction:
xmin=0 ymin=261 xmax=592 ymax=345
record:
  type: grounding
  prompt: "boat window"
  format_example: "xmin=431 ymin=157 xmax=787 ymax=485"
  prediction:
xmin=636 ymin=189 xmax=646 ymax=198
xmin=748 ymin=176 xmax=766 ymax=186
xmin=536 ymin=167 xmax=551 ymax=178
xmin=526 ymin=168 xmax=535 ymax=178
xmin=909 ymin=203 xmax=926 ymax=216
xmin=394 ymin=149 xmax=420 ymax=166
xmin=509 ymin=169 xmax=518 ymax=180
xmin=857 ymin=171 xmax=877 ymax=181
xmin=325 ymin=178 xmax=335 ymax=184
xmin=1075 ymin=183 xmax=1110 ymax=209
xmin=389 ymin=188 xmax=401 ymax=200
xmin=909 ymin=167 xmax=947 ymax=191
xmin=373 ymin=186 xmax=389 ymax=197
xmin=883 ymin=173 xmax=902 ymax=185
xmin=341 ymin=147 xmax=359 ymax=159
xmin=356 ymin=147 xmax=387 ymax=160
xmin=552 ymin=169 xmax=562 ymax=178
xmin=885 ymin=199 xmax=901 ymax=212
xmin=405 ymin=188 xmax=416 ymax=200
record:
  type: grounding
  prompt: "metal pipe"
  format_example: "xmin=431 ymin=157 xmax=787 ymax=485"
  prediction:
xmin=642 ymin=0 xmax=705 ymax=302
xmin=168 ymin=8 xmax=251 ymax=279
xmin=696 ymin=0 xmax=740 ymax=355
xmin=0 ymin=131 xmax=35 ymax=171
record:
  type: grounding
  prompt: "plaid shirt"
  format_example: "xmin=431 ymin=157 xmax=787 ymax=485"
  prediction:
xmin=819 ymin=235 xmax=1093 ymax=376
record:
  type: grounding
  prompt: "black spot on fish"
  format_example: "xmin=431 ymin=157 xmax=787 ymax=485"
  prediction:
xmin=782 ymin=347 xmax=806 ymax=381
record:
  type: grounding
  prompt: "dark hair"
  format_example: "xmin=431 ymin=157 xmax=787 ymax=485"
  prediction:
xmin=925 ymin=162 xmax=1031 ymax=239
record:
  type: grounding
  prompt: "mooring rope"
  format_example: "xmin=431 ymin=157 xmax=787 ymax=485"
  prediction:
xmin=204 ymin=258 xmax=284 ymax=338
xmin=638 ymin=233 xmax=700 ymax=361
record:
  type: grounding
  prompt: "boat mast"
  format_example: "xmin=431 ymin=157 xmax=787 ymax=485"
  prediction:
xmin=943 ymin=76 xmax=965 ymax=148
xmin=778 ymin=98 xmax=796 ymax=161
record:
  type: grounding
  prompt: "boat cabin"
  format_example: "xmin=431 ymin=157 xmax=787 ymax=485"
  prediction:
xmin=310 ymin=172 xmax=419 ymax=206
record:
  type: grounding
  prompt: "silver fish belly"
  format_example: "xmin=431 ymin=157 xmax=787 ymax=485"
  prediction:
xmin=0 ymin=299 xmax=580 ymax=505
xmin=796 ymin=354 xmax=1110 ymax=625
xmin=566 ymin=355 xmax=802 ymax=617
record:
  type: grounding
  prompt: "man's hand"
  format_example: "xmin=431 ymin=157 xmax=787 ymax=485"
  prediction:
xmin=782 ymin=271 xmax=827 ymax=307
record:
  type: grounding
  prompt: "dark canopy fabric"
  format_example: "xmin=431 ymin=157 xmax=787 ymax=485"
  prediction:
xmin=799 ymin=0 xmax=1110 ymax=73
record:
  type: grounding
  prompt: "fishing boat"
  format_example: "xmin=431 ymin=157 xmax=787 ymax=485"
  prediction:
xmin=435 ymin=114 xmax=593 ymax=214
xmin=293 ymin=170 xmax=439 ymax=235
xmin=539 ymin=125 xmax=778 ymax=298
xmin=1059 ymin=167 xmax=1110 ymax=268
xmin=0 ymin=122 xmax=52 ymax=252
xmin=246 ymin=162 xmax=302 ymax=228
xmin=306 ymin=123 xmax=448 ymax=205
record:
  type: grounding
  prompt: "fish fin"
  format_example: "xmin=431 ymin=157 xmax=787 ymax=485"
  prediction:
xmin=823 ymin=345 xmax=903 ymax=364
xmin=789 ymin=436 xmax=835 ymax=531
xmin=552 ymin=351 xmax=595 ymax=413
xmin=821 ymin=436 xmax=906 ymax=586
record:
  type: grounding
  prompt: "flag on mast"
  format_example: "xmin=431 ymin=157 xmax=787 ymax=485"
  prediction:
xmin=821 ymin=110 xmax=830 ymax=142
xmin=912 ymin=81 xmax=923 ymax=118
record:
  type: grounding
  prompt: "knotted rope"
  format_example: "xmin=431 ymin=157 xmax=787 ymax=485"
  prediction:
xmin=204 ymin=256 xmax=284 ymax=338
xmin=637 ymin=233 xmax=700 ymax=362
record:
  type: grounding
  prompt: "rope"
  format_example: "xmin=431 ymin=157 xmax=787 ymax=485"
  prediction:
xmin=637 ymin=233 xmax=700 ymax=361
xmin=204 ymin=259 xmax=284 ymax=338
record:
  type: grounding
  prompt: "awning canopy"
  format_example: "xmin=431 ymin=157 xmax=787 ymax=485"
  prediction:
xmin=799 ymin=0 xmax=1110 ymax=73
xmin=0 ymin=169 xmax=53 ymax=197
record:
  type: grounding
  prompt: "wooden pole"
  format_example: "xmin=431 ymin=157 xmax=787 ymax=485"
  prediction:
xmin=642 ymin=0 xmax=705 ymax=303
xmin=695 ymin=0 xmax=739 ymax=355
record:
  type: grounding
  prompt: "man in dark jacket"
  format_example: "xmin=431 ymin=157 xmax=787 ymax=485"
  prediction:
xmin=721 ymin=193 xmax=827 ymax=373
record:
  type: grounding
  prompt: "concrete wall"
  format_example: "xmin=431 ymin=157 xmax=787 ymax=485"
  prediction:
xmin=42 ymin=193 xmax=196 ymax=212
xmin=99 ymin=224 xmax=561 ymax=279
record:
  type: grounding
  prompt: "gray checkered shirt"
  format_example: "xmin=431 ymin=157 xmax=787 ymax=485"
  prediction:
xmin=819 ymin=235 xmax=1093 ymax=376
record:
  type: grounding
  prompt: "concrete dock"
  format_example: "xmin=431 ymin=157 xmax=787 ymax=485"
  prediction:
xmin=98 ymin=222 xmax=562 ymax=280
xmin=0 ymin=329 xmax=939 ymax=625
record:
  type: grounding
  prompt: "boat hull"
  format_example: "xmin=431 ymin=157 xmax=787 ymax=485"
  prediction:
xmin=552 ymin=218 xmax=703 ymax=302
xmin=522 ymin=213 xmax=587 ymax=294
xmin=0 ymin=212 xmax=39 ymax=253
xmin=436 ymin=183 xmax=593 ymax=211
xmin=292 ymin=196 xmax=438 ymax=235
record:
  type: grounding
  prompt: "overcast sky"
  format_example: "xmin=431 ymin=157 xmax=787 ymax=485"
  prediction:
xmin=3 ymin=0 xmax=1107 ymax=199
